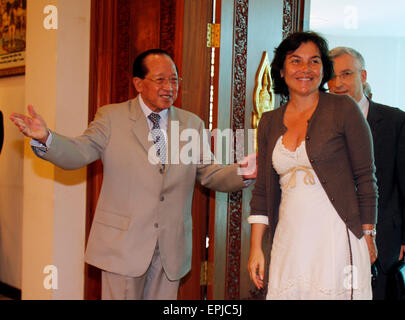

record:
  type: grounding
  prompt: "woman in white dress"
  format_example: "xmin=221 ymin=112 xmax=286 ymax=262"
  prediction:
xmin=247 ymin=32 xmax=378 ymax=300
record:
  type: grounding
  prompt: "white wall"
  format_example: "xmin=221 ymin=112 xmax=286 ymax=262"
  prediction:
xmin=309 ymin=0 xmax=405 ymax=110
xmin=20 ymin=0 xmax=90 ymax=299
xmin=317 ymin=34 xmax=405 ymax=110
xmin=0 ymin=75 xmax=25 ymax=290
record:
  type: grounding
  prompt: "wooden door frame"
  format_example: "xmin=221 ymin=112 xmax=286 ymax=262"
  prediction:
xmin=215 ymin=0 xmax=306 ymax=300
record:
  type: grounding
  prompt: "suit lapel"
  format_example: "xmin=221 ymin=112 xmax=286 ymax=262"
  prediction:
xmin=367 ymin=99 xmax=383 ymax=138
xmin=167 ymin=106 xmax=185 ymax=171
xmin=130 ymin=97 xmax=184 ymax=170
xmin=129 ymin=97 xmax=156 ymax=159
xmin=367 ymin=100 xmax=385 ymax=160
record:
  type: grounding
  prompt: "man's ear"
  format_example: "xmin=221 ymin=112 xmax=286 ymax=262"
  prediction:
xmin=133 ymin=78 xmax=143 ymax=93
xmin=360 ymin=69 xmax=367 ymax=85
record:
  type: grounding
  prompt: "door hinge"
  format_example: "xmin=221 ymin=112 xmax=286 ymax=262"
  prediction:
xmin=200 ymin=261 xmax=213 ymax=286
xmin=207 ymin=23 xmax=221 ymax=48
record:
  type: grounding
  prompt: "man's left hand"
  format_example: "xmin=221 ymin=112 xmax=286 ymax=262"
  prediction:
xmin=239 ymin=153 xmax=257 ymax=180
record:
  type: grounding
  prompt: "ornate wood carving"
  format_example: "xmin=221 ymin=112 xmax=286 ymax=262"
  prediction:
xmin=282 ymin=0 xmax=302 ymax=39
xmin=225 ymin=0 xmax=249 ymax=300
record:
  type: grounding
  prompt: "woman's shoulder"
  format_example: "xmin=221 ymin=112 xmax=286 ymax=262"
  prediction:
xmin=261 ymin=104 xmax=285 ymax=123
xmin=320 ymin=92 xmax=358 ymax=113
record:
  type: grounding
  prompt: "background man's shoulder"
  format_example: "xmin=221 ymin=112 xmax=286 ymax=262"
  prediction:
xmin=371 ymin=100 xmax=405 ymax=121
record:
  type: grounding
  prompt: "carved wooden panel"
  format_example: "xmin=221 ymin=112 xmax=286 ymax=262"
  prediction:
xmin=224 ymin=0 xmax=303 ymax=301
xmin=225 ymin=0 xmax=249 ymax=300
xmin=282 ymin=0 xmax=304 ymax=39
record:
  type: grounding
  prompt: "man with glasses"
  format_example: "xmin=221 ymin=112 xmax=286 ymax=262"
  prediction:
xmin=328 ymin=46 xmax=405 ymax=300
xmin=10 ymin=49 xmax=256 ymax=299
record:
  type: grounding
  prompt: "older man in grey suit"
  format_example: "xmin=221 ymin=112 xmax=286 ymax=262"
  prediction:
xmin=10 ymin=49 xmax=255 ymax=300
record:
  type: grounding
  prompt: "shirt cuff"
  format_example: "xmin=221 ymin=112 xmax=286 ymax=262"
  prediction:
xmin=30 ymin=130 xmax=53 ymax=154
xmin=242 ymin=178 xmax=254 ymax=187
xmin=247 ymin=215 xmax=269 ymax=225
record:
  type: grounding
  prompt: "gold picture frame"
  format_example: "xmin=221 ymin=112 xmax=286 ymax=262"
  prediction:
xmin=0 ymin=0 xmax=26 ymax=78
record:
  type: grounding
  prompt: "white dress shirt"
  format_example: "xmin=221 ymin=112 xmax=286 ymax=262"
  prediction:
xmin=138 ymin=94 xmax=169 ymax=132
xmin=358 ymin=94 xmax=370 ymax=119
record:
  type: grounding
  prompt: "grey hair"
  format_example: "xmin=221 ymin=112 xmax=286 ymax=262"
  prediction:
xmin=329 ymin=46 xmax=366 ymax=70
xmin=363 ymin=82 xmax=372 ymax=98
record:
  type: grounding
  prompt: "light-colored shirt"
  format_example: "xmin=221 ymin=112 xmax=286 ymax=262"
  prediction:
xmin=139 ymin=94 xmax=168 ymax=132
xmin=30 ymin=130 xmax=52 ymax=153
xmin=358 ymin=94 xmax=370 ymax=119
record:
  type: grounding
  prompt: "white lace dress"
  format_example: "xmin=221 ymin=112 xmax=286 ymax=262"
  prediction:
xmin=266 ymin=136 xmax=372 ymax=300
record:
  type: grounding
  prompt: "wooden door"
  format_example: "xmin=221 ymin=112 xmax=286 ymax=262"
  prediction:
xmin=85 ymin=0 xmax=211 ymax=300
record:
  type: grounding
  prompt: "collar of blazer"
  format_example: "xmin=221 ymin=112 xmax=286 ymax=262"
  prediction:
xmin=366 ymin=99 xmax=384 ymax=138
xmin=128 ymin=95 xmax=185 ymax=169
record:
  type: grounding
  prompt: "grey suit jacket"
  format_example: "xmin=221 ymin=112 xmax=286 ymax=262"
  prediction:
xmin=34 ymin=96 xmax=245 ymax=280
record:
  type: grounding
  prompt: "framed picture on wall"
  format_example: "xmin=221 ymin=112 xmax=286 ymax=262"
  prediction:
xmin=0 ymin=0 xmax=26 ymax=78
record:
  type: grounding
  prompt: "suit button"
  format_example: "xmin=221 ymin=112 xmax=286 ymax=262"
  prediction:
xmin=154 ymin=223 xmax=159 ymax=228
xmin=331 ymin=197 xmax=335 ymax=202
xmin=322 ymin=180 xmax=327 ymax=184
xmin=306 ymin=136 xmax=310 ymax=140
xmin=310 ymin=159 xmax=314 ymax=163
xmin=160 ymin=196 xmax=164 ymax=201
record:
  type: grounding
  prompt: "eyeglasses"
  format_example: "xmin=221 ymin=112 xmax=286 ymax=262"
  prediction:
xmin=144 ymin=77 xmax=182 ymax=86
xmin=330 ymin=70 xmax=359 ymax=81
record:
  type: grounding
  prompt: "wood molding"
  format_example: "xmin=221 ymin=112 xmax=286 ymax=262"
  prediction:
xmin=112 ymin=0 xmax=131 ymax=103
xmin=282 ymin=0 xmax=305 ymax=38
xmin=86 ymin=0 xmax=131 ymax=300
xmin=177 ymin=0 xmax=211 ymax=300
xmin=160 ymin=1 xmax=176 ymax=58
xmin=225 ymin=0 xmax=249 ymax=300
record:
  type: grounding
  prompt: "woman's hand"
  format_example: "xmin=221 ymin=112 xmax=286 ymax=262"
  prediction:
xmin=248 ymin=247 xmax=265 ymax=290
xmin=364 ymin=234 xmax=378 ymax=264
xmin=399 ymin=245 xmax=405 ymax=261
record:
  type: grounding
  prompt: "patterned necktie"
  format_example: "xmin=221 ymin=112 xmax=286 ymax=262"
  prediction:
xmin=148 ymin=112 xmax=166 ymax=164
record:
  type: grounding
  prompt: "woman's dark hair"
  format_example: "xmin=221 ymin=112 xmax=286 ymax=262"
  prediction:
xmin=132 ymin=49 xmax=177 ymax=78
xmin=270 ymin=31 xmax=333 ymax=99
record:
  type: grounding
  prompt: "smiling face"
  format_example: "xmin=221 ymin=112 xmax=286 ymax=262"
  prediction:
xmin=281 ymin=41 xmax=324 ymax=98
xmin=133 ymin=54 xmax=179 ymax=112
xmin=327 ymin=53 xmax=367 ymax=103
